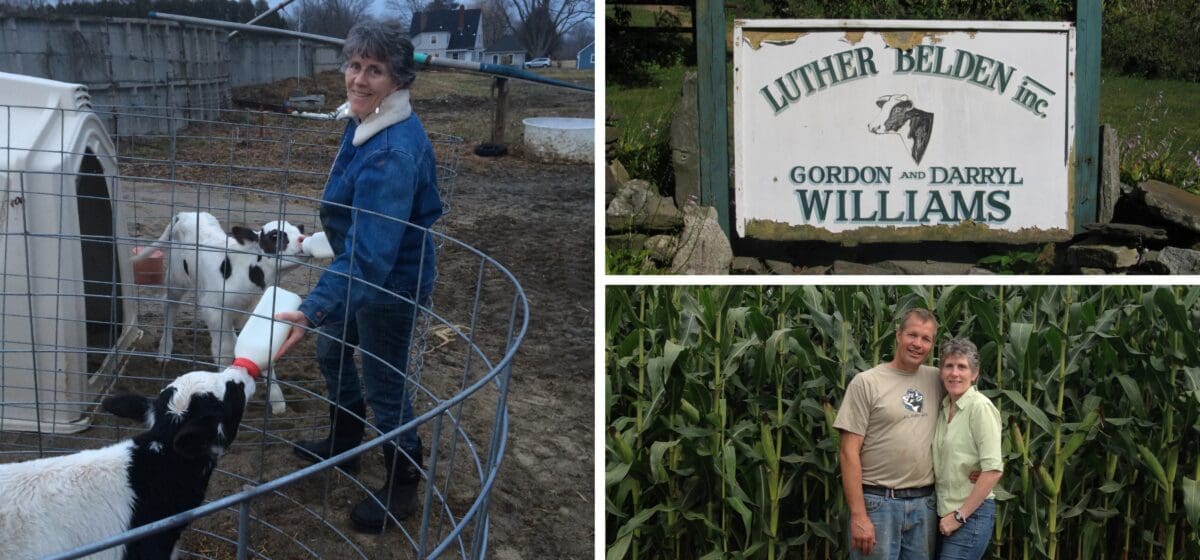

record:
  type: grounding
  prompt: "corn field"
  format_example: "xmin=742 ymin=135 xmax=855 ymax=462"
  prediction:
xmin=605 ymin=285 xmax=1200 ymax=560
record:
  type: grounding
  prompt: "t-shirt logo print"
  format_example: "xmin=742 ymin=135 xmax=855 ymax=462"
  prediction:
xmin=901 ymin=388 xmax=925 ymax=413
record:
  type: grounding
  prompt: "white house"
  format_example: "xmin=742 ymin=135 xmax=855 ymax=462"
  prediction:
xmin=410 ymin=6 xmax=485 ymax=62
xmin=484 ymin=34 xmax=527 ymax=67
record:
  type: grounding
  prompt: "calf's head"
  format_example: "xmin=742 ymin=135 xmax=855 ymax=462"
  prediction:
xmin=230 ymin=220 xmax=307 ymax=258
xmin=103 ymin=369 xmax=255 ymax=461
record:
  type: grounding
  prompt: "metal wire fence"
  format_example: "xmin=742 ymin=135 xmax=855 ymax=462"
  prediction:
xmin=0 ymin=99 xmax=524 ymax=559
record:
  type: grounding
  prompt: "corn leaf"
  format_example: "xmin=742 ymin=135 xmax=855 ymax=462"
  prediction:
xmin=649 ymin=439 xmax=680 ymax=483
xmin=1136 ymin=445 xmax=1170 ymax=491
xmin=1001 ymin=389 xmax=1054 ymax=436
xmin=606 ymin=461 xmax=631 ymax=488
xmin=1183 ymin=477 xmax=1200 ymax=530
xmin=606 ymin=534 xmax=632 ymax=560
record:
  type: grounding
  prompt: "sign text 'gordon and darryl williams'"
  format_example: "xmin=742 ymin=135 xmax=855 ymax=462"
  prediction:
xmin=731 ymin=25 xmax=1073 ymax=238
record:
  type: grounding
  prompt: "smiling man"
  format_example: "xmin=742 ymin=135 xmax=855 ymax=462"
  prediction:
xmin=834 ymin=308 xmax=944 ymax=559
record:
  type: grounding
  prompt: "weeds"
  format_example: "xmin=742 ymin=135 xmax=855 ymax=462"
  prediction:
xmin=614 ymin=114 xmax=675 ymax=195
xmin=1119 ymin=91 xmax=1200 ymax=192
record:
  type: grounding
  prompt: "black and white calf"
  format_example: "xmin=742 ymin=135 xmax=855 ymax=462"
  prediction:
xmin=867 ymin=94 xmax=934 ymax=164
xmin=132 ymin=211 xmax=307 ymax=413
xmin=0 ymin=368 xmax=254 ymax=560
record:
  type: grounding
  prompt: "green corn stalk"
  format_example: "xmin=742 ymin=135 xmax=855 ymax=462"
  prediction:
xmin=605 ymin=286 xmax=1200 ymax=560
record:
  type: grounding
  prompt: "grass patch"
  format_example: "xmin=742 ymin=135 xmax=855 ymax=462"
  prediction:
xmin=606 ymin=64 xmax=690 ymax=192
xmin=1099 ymin=73 xmax=1200 ymax=190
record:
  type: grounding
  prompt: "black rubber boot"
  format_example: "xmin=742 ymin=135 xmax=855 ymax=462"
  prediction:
xmin=293 ymin=402 xmax=366 ymax=472
xmin=350 ymin=440 xmax=423 ymax=533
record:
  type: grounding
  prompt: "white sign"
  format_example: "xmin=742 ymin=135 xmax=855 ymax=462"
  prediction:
xmin=733 ymin=20 xmax=1076 ymax=242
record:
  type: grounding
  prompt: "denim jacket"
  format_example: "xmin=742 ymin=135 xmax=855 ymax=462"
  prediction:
xmin=299 ymin=93 xmax=441 ymax=327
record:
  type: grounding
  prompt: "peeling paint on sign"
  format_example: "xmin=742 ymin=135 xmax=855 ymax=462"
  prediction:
xmin=880 ymin=30 xmax=945 ymax=50
xmin=743 ymin=31 xmax=807 ymax=50
xmin=842 ymin=31 xmax=866 ymax=45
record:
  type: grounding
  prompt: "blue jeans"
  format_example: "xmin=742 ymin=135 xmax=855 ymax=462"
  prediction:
xmin=850 ymin=493 xmax=938 ymax=560
xmin=316 ymin=298 xmax=420 ymax=455
xmin=938 ymin=499 xmax=995 ymax=560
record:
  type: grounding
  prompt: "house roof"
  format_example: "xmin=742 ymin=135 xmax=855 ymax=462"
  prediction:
xmin=410 ymin=8 xmax=482 ymax=51
xmin=486 ymin=34 xmax=524 ymax=54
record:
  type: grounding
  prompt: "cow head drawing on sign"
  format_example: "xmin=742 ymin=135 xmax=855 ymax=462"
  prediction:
xmin=868 ymin=94 xmax=934 ymax=165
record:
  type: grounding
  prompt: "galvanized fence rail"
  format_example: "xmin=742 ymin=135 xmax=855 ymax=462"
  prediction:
xmin=1 ymin=100 xmax=525 ymax=559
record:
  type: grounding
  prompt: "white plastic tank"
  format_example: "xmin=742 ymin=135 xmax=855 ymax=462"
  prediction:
xmin=0 ymin=72 xmax=138 ymax=433
xmin=522 ymin=117 xmax=594 ymax=163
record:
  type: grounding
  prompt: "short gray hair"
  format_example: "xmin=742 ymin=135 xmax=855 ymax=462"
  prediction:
xmin=343 ymin=20 xmax=417 ymax=88
xmin=940 ymin=338 xmax=981 ymax=373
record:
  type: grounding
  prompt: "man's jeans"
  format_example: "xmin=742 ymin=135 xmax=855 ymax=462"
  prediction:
xmin=316 ymin=298 xmax=420 ymax=455
xmin=849 ymin=493 xmax=938 ymax=560
xmin=937 ymin=499 xmax=995 ymax=560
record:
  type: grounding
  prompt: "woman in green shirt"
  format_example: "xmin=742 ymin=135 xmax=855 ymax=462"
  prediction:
xmin=933 ymin=338 xmax=1003 ymax=560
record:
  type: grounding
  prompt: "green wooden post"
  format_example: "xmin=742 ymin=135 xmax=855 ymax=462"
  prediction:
xmin=695 ymin=0 xmax=730 ymax=235
xmin=1074 ymin=0 xmax=1101 ymax=231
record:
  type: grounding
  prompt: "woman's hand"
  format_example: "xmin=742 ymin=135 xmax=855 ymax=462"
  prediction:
xmin=939 ymin=512 xmax=962 ymax=536
xmin=274 ymin=310 xmax=310 ymax=358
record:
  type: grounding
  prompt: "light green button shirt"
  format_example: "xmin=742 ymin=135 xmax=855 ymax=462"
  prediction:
xmin=933 ymin=385 xmax=1003 ymax=516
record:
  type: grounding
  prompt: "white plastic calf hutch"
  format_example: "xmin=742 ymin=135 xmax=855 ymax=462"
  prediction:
xmin=0 ymin=72 xmax=137 ymax=434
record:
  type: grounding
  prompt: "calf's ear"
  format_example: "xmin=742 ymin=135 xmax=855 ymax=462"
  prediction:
xmin=103 ymin=394 xmax=153 ymax=425
xmin=231 ymin=226 xmax=259 ymax=245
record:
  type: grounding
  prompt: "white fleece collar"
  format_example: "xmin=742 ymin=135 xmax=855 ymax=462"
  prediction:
xmin=352 ymin=89 xmax=412 ymax=147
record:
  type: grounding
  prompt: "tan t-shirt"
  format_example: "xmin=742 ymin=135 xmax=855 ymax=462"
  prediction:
xmin=834 ymin=363 xmax=943 ymax=489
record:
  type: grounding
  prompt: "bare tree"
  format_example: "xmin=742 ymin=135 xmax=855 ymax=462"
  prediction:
xmin=293 ymin=0 xmax=371 ymax=39
xmin=478 ymin=0 xmax=508 ymax=48
xmin=502 ymin=0 xmax=591 ymax=58
xmin=552 ymin=18 xmax=591 ymax=59
xmin=384 ymin=0 xmax=425 ymax=28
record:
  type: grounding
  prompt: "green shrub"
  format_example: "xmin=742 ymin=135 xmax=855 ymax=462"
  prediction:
xmin=1104 ymin=1 xmax=1200 ymax=82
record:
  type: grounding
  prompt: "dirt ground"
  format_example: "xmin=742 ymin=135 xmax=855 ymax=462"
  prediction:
xmin=0 ymin=69 xmax=593 ymax=558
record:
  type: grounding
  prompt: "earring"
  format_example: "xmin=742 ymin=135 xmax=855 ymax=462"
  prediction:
xmin=374 ymin=105 xmax=380 ymax=115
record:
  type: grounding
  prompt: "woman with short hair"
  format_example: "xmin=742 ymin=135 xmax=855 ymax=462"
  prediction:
xmin=275 ymin=19 xmax=441 ymax=533
xmin=933 ymin=338 xmax=1004 ymax=560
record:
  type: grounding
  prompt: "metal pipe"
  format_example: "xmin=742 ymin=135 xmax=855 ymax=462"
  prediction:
xmin=149 ymin=12 xmax=593 ymax=92
xmin=228 ymin=0 xmax=300 ymax=39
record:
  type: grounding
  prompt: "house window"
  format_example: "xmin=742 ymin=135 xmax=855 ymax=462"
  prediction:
xmin=432 ymin=36 xmax=437 ymax=44
xmin=590 ymin=53 xmax=595 ymax=64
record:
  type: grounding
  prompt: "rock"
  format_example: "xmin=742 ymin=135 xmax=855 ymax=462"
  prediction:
xmin=670 ymin=206 xmax=733 ymax=274
xmin=606 ymin=160 xmax=629 ymax=206
xmin=879 ymin=260 xmax=978 ymax=275
xmin=764 ymin=259 xmax=795 ymax=274
xmin=1081 ymin=222 xmax=1168 ymax=244
xmin=670 ymin=71 xmax=701 ymax=208
xmin=1098 ymin=124 xmax=1120 ymax=224
xmin=796 ymin=264 xmax=831 ymax=275
xmin=966 ymin=267 xmax=996 ymax=275
xmin=1150 ymin=246 xmax=1200 ymax=274
xmin=606 ymin=179 xmax=683 ymax=233
xmin=1079 ymin=267 xmax=1109 ymax=275
xmin=830 ymin=260 xmax=893 ymax=275
xmin=644 ymin=235 xmax=678 ymax=264
xmin=1067 ymin=243 xmax=1139 ymax=269
xmin=731 ymin=256 xmax=768 ymax=275
xmin=1138 ymin=180 xmax=1200 ymax=234
xmin=606 ymin=234 xmax=648 ymax=253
